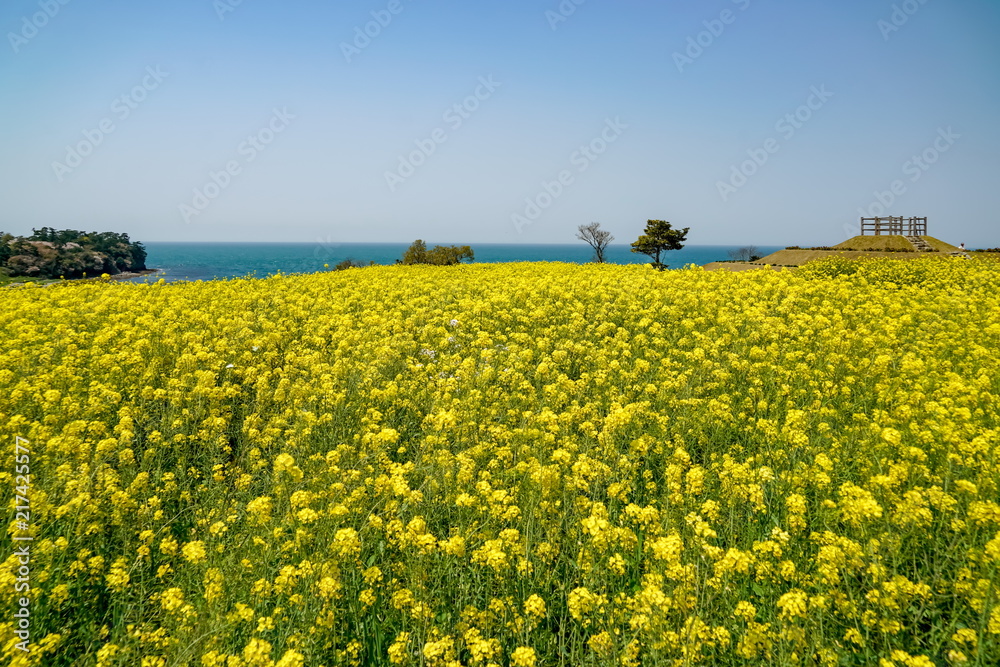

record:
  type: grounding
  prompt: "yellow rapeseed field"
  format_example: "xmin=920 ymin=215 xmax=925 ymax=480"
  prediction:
xmin=1 ymin=257 xmax=999 ymax=666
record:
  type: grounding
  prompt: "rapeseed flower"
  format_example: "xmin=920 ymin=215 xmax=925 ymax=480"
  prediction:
xmin=2 ymin=258 xmax=999 ymax=664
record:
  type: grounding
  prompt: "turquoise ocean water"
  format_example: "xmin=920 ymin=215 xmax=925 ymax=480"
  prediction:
xmin=133 ymin=243 xmax=783 ymax=283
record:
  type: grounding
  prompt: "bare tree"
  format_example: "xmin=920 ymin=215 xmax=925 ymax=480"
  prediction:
xmin=576 ymin=222 xmax=615 ymax=263
xmin=728 ymin=245 xmax=761 ymax=262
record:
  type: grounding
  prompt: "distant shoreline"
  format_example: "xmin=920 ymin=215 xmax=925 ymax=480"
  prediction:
xmin=2 ymin=269 xmax=161 ymax=287
xmin=110 ymin=269 xmax=160 ymax=281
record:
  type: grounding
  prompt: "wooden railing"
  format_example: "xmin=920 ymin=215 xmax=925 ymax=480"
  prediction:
xmin=860 ymin=217 xmax=927 ymax=236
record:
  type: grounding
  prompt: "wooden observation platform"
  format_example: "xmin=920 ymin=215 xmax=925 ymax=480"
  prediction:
xmin=860 ymin=216 xmax=927 ymax=236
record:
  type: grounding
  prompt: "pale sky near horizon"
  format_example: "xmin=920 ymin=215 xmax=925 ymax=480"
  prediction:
xmin=1 ymin=0 xmax=998 ymax=246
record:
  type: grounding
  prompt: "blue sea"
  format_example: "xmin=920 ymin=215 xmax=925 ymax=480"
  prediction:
xmin=132 ymin=243 xmax=782 ymax=283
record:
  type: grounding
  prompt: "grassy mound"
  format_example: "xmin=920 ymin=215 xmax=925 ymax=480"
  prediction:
xmin=833 ymin=235 xmax=914 ymax=251
xmin=755 ymin=235 xmax=966 ymax=267
xmin=754 ymin=249 xmax=911 ymax=266
xmin=921 ymin=236 xmax=962 ymax=253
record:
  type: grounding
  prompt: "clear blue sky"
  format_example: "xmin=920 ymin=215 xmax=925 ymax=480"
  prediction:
xmin=1 ymin=0 xmax=998 ymax=246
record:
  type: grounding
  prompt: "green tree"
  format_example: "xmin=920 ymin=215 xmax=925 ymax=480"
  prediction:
xmin=426 ymin=245 xmax=474 ymax=265
xmin=400 ymin=240 xmax=428 ymax=265
xmin=333 ymin=258 xmax=375 ymax=270
xmin=0 ymin=233 xmax=13 ymax=266
xmin=29 ymin=227 xmax=89 ymax=247
xmin=630 ymin=220 xmax=688 ymax=270
xmin=399 ymin=240 xmax=474 ymax=266
xmin=2 ymin=228 xmax=147 ymax=278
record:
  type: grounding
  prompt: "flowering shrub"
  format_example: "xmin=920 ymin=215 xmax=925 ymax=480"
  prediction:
xmin=1 ymin=259 xmax=999 ymax=665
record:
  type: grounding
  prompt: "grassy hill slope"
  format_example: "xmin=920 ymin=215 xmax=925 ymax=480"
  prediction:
xmin=752 ymin=235 xmax=965 ymax=267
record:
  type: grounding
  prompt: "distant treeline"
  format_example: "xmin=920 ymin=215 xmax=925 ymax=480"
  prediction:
xmin=332 ymin=240 xmax=474 ymax=271
xmin=397 ymin=240 xmax=474 ymax=266
xmin=0 ymin=227 xmax=147 ymax=279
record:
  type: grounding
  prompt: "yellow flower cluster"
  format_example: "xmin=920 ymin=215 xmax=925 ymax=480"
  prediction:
xmin=1 ymin=257 xmax=999 ymax=665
